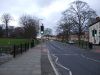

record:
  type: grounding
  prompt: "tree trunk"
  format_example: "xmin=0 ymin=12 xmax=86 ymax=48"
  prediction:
xmin=78 ymin=25 xmax=82 ymax=45
xmin=6 ymin=22 xmax=8 ymax=38
xmin=78 ymin=34 xmax=81 ymax=45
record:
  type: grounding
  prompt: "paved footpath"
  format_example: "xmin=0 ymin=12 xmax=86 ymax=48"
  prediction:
xmin=0 ymin=45 xmax=41 ymax=75
xmin=92 ymin=46 xmax=100 ymax=53
xmin=41 ymin=44 xmax=55 ymax=75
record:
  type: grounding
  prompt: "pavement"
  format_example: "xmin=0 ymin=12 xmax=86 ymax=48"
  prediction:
xmin=0 ymin=45 xmax=41 ymax=75
xmin=92 ymin=46 xmax=100 ymax=53
xmin=41 ymin=44 xmax=55 ymax=75
xmin=0 ymin=53 xmax=13 ymax=65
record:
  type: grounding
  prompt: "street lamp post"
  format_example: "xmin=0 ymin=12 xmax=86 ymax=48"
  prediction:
xmin=37 ymin=19 xmax=43 ymax=37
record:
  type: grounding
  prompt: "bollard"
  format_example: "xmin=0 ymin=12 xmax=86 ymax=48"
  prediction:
xmin=32 ymin=39 xmax=35 ymax=47
xmin=27 ymin=43 xmax=30 ymax=49
xmin=28 ymin=43 xmax=30 ymax=49
xmin=27 ymin=43 xmax=29 ymax=49
xmin=24 ymin=43 xmax=26 ymax=51
xmin=31 ymin=42 xmax=32 ymax=48
xmin=81 ymin=42 xmax=83 ymax=48
xmin=13 ymin=45 xmax=16 ymax=58
xmin=89 ymin=42 xmax=93 ymax=49
xmin=31 ymin=41 xmax=34 ymax=48
xmin=20 ymin=44 xmax=23 ymax=54
xmin=86 ymin=42 xmax=88 ymax=49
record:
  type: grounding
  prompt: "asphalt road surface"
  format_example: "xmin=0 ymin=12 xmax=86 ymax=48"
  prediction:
xmin=46 ymin=41 xmax=100 ymax=75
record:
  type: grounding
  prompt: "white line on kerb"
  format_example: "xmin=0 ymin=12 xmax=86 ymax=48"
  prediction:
xmin=53 ymin=54 xmax=72 ymax=75
xmin=81 ymin=54 xmax=100 ymax=63
xmin=48 ymin=50 xmax=59 ymax=75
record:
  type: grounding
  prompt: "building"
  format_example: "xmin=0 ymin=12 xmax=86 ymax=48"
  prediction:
xmin=89 ymin=17 xmax=100 ymax=44
xmin=43 ymin=35 xmax=56 ymax=40
xmin=70 ymin=34 xmax=78 ymax=41
xmin=69 ymin=32 xmax=89 ymax=42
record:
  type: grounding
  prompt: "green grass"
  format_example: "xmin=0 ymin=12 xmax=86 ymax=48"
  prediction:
xmin=0 ymin=38 xmax=31 ymax=46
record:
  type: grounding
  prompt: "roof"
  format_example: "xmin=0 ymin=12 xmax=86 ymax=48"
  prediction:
xmin=89 ymin=17 xmax=100 ymax=27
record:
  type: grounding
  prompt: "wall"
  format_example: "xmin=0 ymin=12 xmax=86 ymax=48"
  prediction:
xmin=89 ymin=22 xmax=100 ymax=44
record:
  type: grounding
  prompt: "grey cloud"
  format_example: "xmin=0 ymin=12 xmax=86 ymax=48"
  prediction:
xmin=0 ymin=0 xmax=100 ymax=34
xmin=34 ymin=0 xmax=54 ymax=7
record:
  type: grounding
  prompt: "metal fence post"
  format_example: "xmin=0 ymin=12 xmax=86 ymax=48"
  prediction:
xmin=20 ymin=44 xmax=22 ymax=54
xmin=32 ymin=40 xmax=34 ymax=47
xmin=25 ymin=43 xmax=27 ymax=51
xmin=13 ymin=45 xmax=16 ymax=58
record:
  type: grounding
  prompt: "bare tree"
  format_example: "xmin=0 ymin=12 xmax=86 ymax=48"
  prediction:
xmin=19 ymin=15 xmax=38 ymax=39
xmin=1 ymin=13 xmax=12 ymax=37
xmin=63 ymin=0 xmax=97 ymax=44
xmin=44 ymin=28 xmax=52 ymax=35
xmin=56 ymin=15 xmax=73 ymax=42
xmin=9 ymin=27 xmax=24 ymax=38
xmin=0 ymin=25 xmax=3 ymax=37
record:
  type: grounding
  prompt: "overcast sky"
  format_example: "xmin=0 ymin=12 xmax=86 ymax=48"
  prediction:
xmin=0 ymin=0 xmax=100 ymax=34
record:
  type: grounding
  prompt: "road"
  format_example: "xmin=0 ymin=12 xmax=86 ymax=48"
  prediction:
xmin=46 ymin=41 xmax=100 ymax=75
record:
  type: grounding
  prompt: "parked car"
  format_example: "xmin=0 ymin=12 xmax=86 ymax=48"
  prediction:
xmin=68 ymin=40 xmax=75 ymax=44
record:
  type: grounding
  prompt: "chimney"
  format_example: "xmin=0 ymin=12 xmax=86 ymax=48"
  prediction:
xmin=96 ymin=17 xmax=100 ymax=21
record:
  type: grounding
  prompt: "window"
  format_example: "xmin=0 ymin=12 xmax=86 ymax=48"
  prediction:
xmin=92 ymin=29 xmax=97 ymax=37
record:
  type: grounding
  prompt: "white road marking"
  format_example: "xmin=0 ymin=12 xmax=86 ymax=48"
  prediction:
xmin=81 ymin=54 xmax=100 ymax=63
xmin=53 ymin=54 xmax=73 ymax=75
xmin=53 ymin=54 xmax=79 ymax=56
xmin=48 ymin=50 xmax=59 ymax=75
